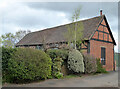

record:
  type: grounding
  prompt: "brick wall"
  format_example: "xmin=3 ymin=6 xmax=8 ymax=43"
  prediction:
xmin=90 ymin=40 xmax=114 ymax=71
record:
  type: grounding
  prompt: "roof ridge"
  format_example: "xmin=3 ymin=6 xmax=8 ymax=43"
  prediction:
xmin=29 ymin=15 xmax=104 ymax=34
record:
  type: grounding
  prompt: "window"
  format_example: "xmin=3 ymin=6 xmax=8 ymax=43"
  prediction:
xmin=101 ymin=47 xmax=106 ymax=65
xmin=87 ymin=42 xmax=90 ymax=53
xmin=55 ymin=44 xmax=59 ymax=47
xmin=53 ymin=48 xmax=58 ymax=49
xmin=49 ymin=43 xmax=55 ymax=48
xmin=36 ymin=45 xmax=43 ymax=50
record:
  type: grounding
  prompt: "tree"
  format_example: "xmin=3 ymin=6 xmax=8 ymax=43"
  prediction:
xmin=65 ymin=7 xmax=84 ymax=50
xmin=1 ymin=30 xmax=31 ymax=48
xmin=40 ymin=31 xmax=47 ymax=52
xmin=1 ymin=33 xmax=15 ymax=48
xmin=0 ymin=37 xmax=2 ymax=47
xmin=15 ymin=30 xmax=31 ymax=43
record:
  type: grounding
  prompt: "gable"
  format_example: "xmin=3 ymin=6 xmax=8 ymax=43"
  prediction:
xmin=92 ymin=17 xmax=115 ymax=44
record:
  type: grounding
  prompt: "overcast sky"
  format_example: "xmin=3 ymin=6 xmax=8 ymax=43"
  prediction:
xmin=0 ymin=1 xmax=118 ymax=52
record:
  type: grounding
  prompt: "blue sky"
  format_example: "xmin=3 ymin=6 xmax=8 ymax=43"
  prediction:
xmin=0 ymin=1 xmax=118 ymax=52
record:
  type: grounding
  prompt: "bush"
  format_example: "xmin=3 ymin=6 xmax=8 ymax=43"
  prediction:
xmin=52 ymin=57 xmax=63 ymax=79
xmin=2 ymin=47 xmax=17 ymax=82
xmin=83 ymin=54 xmax=97 ymax=74
xmin=46 ymin=49 xmax=68 ymax=60
xmin=2 ymin=47 xmax=17 ymax=72
xmin=67 ymin=49 xmax=84 ymax=73
xmin=7 ymin=48 xmax=52 ymax=83
xmin=96 ymin=58 xmax=107 ymax=73
xmin=53 ymin=72 xmax=63 ymax=79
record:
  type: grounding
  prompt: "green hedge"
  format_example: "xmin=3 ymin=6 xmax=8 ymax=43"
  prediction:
xmin=2 ymin=47 xmax=16 ymax=72
xmin=46 ymin=49 xmax=68 ymax=60
xmin=7 ymin=48 xmax=52 ymax=83
xmin=2 ymin=47 xmax=17 ymax=82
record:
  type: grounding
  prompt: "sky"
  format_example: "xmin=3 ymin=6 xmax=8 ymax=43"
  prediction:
xmin=0 ymin=1 xmax=119 ymax=52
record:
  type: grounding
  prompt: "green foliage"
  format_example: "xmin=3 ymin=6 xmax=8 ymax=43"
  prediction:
xmin=52 ymin=57 xmax=63 ymax=79
xmin=2 ymin=47 xmax=16 ymax=70
xmin=15 ymin=30 xmax=31 ymax=43
xmin=64 ymin=6 xmax=84 ymax=49
xmin=67 ymin=49 xmax=84 ymax=73
xmin=62 ymin=74 xmax=80 ymax=79
xmin=65 ymin=22 xmax=84 ymax=49
xmin=46 ymin=49 xmax=68 ymax=60
xmin=7 ymin=48 xmax=52 ymax=83
xmin=0 ymin=47 xmax=2 ymax=82
xmin=1 ymin=33 xmax=15 ymax=48
xmin=2 ymin=47 xmax=17 ymax=80
xmin=53 ymin=72 xmax=63 ymax=79
xmin=83 ymin=54 xmax=97 ymax=74
xmin=1 ymin=30 xmax=31 ymax=48
xmin=0 ymin=37 xmax=2 ymax=47
xmin=96 ymin=58 xmax=107 ymax=73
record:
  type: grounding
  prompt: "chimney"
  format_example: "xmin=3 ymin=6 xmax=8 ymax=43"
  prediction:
xmin=100 ymin=10 xmax=102 ymax=16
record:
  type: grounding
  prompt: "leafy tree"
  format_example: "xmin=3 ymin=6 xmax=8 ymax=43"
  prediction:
xmin=65 ymin=7 xmax=84 ymax=50
xmin=1 ymin=33 xmax=15 ymax=48
xmin=1 ymin=30 xmax=31 ymax=48
xmin=15 ymin=30 xmax=31 ymax=43
xmin=0 ymin=37 xmax=2 ymax=47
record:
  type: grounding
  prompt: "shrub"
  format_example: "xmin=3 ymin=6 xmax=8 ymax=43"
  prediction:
xmin=7 ymin=48 xmax=52 ymax=83
xmin=83 ymin=53 xmax=97 ymax=74
xmin=2 ymin=47 xmax=17 ymax=82
xmin=52 ymin=57 xmax=63 ymax=79
xmin=46 ymin=49 xmax=68 ymax=60
xmin=96 ymin=58 xmax=107 ymax=73
xmin=2 ymin=47 xmax=17 ymax=72
xmin=67 ymin=49 xmax=84 ymax=73
xmin=53 ymin=72 xmax=63 ymax=79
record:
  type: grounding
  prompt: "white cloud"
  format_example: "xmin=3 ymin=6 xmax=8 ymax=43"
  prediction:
xmin=1 ymin=2 xmax=71 ymax=34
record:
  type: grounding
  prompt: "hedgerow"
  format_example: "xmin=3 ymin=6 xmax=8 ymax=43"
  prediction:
xmin=46 ymin=49 xmax=68 ymax=60
xmin=7 ymin=48 xmax=52 ymax=83
xmin=2 ymin=47 xmax=17 ymax=82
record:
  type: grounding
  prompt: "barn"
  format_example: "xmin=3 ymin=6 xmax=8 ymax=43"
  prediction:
xmin=16 ymin=11 xmax=116 ymax=71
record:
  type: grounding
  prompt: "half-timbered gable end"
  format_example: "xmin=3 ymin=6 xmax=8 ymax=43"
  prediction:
xmin=92 ymin=18 xmax=114 ymax=43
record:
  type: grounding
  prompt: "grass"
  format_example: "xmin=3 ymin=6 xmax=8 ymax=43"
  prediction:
xmin=62 ymin=74 xmax=82 ymax=79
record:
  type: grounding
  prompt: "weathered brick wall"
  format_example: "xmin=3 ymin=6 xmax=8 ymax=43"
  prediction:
xmin=90 ymin=39 xmax=114 ymax=71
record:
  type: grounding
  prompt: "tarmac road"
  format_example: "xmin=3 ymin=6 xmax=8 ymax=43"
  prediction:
xmin=3 ymin=71 xmax=118 ymax=87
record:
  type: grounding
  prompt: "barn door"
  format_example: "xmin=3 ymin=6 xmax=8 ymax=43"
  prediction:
xmin=101 ymin=47 xmax=106 ymax=65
